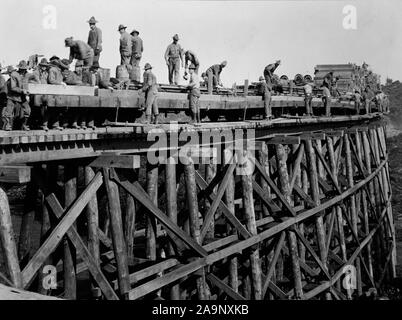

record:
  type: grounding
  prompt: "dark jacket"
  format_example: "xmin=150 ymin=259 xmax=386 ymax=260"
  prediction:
xmin=206 ymin=64 xmax=223 ymax=83
xmin=142 ymin=71 xmax=158 ymax=94
xmin=7 ymin=71 xmax=24 ymax=102
xmin=48 ymin=66 xmax=64 ymax=85
xmin=69 ymin=40 xmax=93 ymax=62
xmin=131 ymin=35 xmax=143 ymax=58
xmin=120 ymin=31 xmax=132 ymax=56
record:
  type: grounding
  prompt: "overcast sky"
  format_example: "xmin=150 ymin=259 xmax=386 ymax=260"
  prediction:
xmin=1 ymin=0 xmax=400 ymax=85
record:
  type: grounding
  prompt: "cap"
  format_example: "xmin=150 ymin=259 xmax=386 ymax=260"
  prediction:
xmin=49 ymin=56 xmax=60 ymax=61
xmin=173 ymin=34 xmax=179 ymax=41
xmin=144 ymin=63 xmax=152 ymax=70
xmin=221 ymin=60 xmax=227 ymax=67
xmin=130 ymin=29 xmax=139 ymax=35
xmin=259 ymin=76 xmax=264 ymax=81
xmin=118 ymin=24 xmax=127 ymax=31
xmin=88 ymin=16 xmax=98 ymax=24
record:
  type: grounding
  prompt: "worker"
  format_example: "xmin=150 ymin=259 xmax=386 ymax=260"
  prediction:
xmin=164 ymin=34 xmax=184 ymax=85
xmin=183 ymin=50 xmax=200 ymax=80
xmin=205 ymin=61 xmax=227 ymax=89
xmin=187 ymin=64 xmax=201 ymax=124
xmin=59 ymin=59 xmax=83 ymax=85
xmin=200 ymin=72 xmax=208 ymax=87
xmin=87 ymin=16 xmax=102 ymax=69
xmin=31 ymin=58 xmax=50 ymax=84
xmin=354 ymin=89 xmax=362 ymax=114
xmin=303 ymin=80 xmax=314 ymax=116
xmin=65 ymin=37 xmax=94 ymax=71
xmin=130 ymin=29 xmax=143 ymax=83
xmin=362 ymin=86 xmax=374 ymax=114
xmin=257 ymin=76 xmax=273 ymax=120
xmin=1 ymin=62 xmax=31 ymax=131
xmin=118 ymin=24 xmax=132 ymax=68
xmin=263 ymin=60 xmax=281 ymax=90
xmin=321 ymin=71 xmax=333 ymax=116
xmin=142 ymin=63 xmax=159 ymax=124
xmin=0 ymin=64 xmax=7 ymax=122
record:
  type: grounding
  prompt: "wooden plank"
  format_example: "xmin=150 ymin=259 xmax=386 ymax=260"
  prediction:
xmin=0 ymin=166 xmax=31 ymax=183
xmin=21 ymin=172 xmax=103 ymax=289
xmin=46 ymin=194 xmax=119 ymax=300
xmin=27 ymin=83 xmax=95 ymax=96
xmin=89 ymin=155 xmax=141 ymax=169
xmin=266 ymin=135 xmax=300 ymax=145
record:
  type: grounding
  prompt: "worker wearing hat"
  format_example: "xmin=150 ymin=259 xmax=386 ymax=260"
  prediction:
xmin=204 ymin=60 xmax=227 ymax=90
xmin=263 ymin=60 xmax=281 ymax=92
xmin=87 ymin=16 xmax=102 ymax=69
xmin=31 ymin=58 xmax=50 ymax=84
xmin=1 ymin=61 xmax=31 ymax=131
xmin=129 ymin=29 xmax=143 ymax=82
xmin=354 ymin=89 xmax=362 ymax=115
xmin=257 ymin=76 xmax=273 ymax=120
xmin=142 ymin=63 xmax=159 ymax=124
xmin=303 ymin=79 xmax=314 ymax=117
xmin=183 ymin=50 xmax=200 ymax=80
xmin=187 ymin=63 xmax=201 ymax=124
xmin=164 ymin=34 xmax=184 ymax=85
xmin=321 ymin=71 xmax=333 ymax=116
xmin=65 ymin=36 xmax=94 ymax=71
xmin=118 ymin=24 xmax=132 ymax=68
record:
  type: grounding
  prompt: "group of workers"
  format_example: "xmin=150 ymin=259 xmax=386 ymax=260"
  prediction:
xmin=0 ymin=16 xmax=388 ymax=130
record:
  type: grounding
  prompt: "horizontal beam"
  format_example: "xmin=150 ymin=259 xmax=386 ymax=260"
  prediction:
xmin=89 ymin=154 xmax=141 ymax=169
xmin=0 ymin=166 xmax=31 ymax=183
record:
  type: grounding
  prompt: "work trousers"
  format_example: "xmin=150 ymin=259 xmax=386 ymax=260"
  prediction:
xmin=145 ymin=91 xmax=159 ymax=116
xmin=263 ymin=91 xmax=272 ymax=118
xmin=120 ymin=53 xmax=131 ymax=68
xmin=1 ymin=99 xmax=31 ymax=129
xmin=364 ymin=100 xmax=371 ymax=114
xmin=356 ymin=101 xmax=361 ymax=114
xmin=93 ymin=51 xmax=101 ymax=69
xmin=189 ymin=93 xmax=200 ymax=114
xmin=168 ymin=57 xmax=181 ymax=85
xmin=206 ymin=70 xmax=218 ymax=87
xmin=130 ymin=57 xmax=141 ymax=82
xmin=304 ymin=94 xmax=313 ymax=115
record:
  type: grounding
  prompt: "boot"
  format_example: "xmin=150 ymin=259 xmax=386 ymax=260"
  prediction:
xmin=52 ymin=121 xmax=63 ymax=131
xmin=41 ymin=121 xmax=49 ymax=131
xmin=21 ymin=117 xmax=30 ymax=131
xmin=2 ymin=118 xmax=12 ymax=131
xmin=153 ymin=114 xmax=160 ymax=125
xmin=72 ymin=121 xmax=80 ymax=129
xmin=188 ymin=112 xmax=196 ymax=125
xmin=87 ymin=120 xmax=96 ymax=130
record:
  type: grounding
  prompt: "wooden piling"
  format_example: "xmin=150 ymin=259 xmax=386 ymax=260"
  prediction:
xmin=103 ymin=168 xmax=130 ymax=298
xmin=240 ymin=150 xmax=262 ymax=300
xmin=146 ymin=163 xmax=158 ymax=261
xmin=0 ymin=186 xmax=22 ymax=288
xmin=165 ymin=157 xmax=180 ymax=299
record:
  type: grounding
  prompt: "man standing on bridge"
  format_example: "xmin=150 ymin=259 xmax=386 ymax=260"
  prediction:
xmin=187 ymin=64 xmax=201 ymax=124
xmin=183 ymin=50 xmax=200 ymax=80
xmin=130 ymin=29 xmax=143 ymax=83
xmin=87 ymin=16 xmax=102 ymax=69
xmin=165 ymin=34 xmax=184 ymax=85
xmin=118 ymin=24 xmax=132 ymax=69
xmin=321 ymin=71 xmax=333 ymax=116
xmin=258 ymin=76 xmax=273 ymax=120
xmin=263 ymin=60 xmax=281 ymax=90
xmin=65 ymin=37 xmax=94 ymax=71
xmin=142 ymin=63 xmax=159 ymax=124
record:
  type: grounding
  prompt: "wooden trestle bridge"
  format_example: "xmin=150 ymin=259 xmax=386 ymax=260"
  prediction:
xmin=0 ymin=112 xmax=397 ymax=300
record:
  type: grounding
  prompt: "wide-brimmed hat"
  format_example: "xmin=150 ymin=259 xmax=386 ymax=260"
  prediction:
xmin=221 ymin=60 xmax=227 ymax=67
xmin=144 ymin=63 xmax=152 ymax=70
xmin=39 ymin=58 xmax=50 ymax=66
xmin=1 ymin=65 xmax=16 ymax=74
xmin=259 ymin=76 xmax=264 ymax=81
xmin=118 ymin=24 xmax=127 ymax=31
xmin=17 ymin=60 xmax=28 ymax=70
xmin=275 ymin=60 xmax=281 ymax=64
xmin=189 ymin=63 xmax=197 ymax=70
xmin=87 ymin=16 xmax=98 ymax=24
xmin=173 ymin=34 xmax=179 ymax=41
xmin=130 ymin=29 xmax=139 ymax=35
xmin=58 ymin=59 xmax=71 ymax=70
